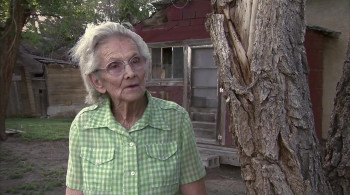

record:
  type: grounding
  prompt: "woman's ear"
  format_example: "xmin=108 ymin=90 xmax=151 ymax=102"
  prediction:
xmin=88 ymin=73 xmax=106 ymax=94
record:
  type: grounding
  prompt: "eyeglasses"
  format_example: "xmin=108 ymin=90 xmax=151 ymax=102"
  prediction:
xmin=94 ymin=55 xmax=146 ymax=76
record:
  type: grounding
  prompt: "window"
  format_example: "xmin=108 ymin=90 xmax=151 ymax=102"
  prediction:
xmin=150 ymin=47 xmax=184 ymax=79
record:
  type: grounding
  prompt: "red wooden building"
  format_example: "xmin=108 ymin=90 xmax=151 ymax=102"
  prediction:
xmin=135 ymin=0 xmax=335 ymax=150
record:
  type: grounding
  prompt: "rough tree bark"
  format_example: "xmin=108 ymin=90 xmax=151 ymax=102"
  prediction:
xmin=324 ymin=36 xmax=350 ymax=195
xmin=0 ymin=0 xmax=31 ymax=141
xmin=206 ymin=0 xmax=332 ymax=194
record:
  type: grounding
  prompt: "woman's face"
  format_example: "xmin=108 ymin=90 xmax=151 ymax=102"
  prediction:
xmin=90 ymin=36 xmax=147 ymax=104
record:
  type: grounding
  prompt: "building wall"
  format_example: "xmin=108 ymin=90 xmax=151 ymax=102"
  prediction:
xmin=7 ymin=67 xmax=32 ymax=117
xmin=7 ymin=65 xmax=48 ymax=117
xmin=46 ymin=64 xmax=86 ymax=117
xmin=305 ymin=0 xmax=350 ymax=139
xmin=136 ymin=0 xmax=212 ymax=109
xmin=305 ymin=30 xmax=325 ymax=140
xmin=135 ymin=0 xmax=211 ymax=43
xmin=147 ymin=86 xmax=184 ymax=106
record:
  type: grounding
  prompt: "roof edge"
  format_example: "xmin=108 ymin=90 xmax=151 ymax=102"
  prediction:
xmin=307 ymin=25 xmax=341 ymax=38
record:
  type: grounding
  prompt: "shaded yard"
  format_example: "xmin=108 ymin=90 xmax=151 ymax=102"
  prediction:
xmin=0 ymin=137 xmax=68 ymax=194
xmin=0 ymin=118 xmax=245 ymax=194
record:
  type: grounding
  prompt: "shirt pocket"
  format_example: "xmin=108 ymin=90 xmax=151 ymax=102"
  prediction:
xmin=80 ymin=147 xmax=114 ymax=191
xmin=146 ymin=142 xmax=179 ymax=188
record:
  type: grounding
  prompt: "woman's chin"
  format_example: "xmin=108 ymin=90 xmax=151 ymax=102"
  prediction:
xmin=120 ymin=88 xmax=146 ymax=103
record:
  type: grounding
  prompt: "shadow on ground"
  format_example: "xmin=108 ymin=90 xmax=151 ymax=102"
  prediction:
xmin=0 ymin=136 xmax=245 ymax=194
xmin=205 ymin=164 xmax=245 ymax=195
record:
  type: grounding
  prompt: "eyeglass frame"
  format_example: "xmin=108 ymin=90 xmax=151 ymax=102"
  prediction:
xmin=93 ymin=55 xmax=147 ymax=76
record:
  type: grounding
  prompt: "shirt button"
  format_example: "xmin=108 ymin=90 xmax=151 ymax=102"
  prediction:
xmin=129 ymin=142 xmax=135 ymax=147
xmin=130 ymin=171 xmax=136 ymax=176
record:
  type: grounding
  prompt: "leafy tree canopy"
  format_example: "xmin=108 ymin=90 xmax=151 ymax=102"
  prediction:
xmin=1 ymin=0 xmax=155 ymax=57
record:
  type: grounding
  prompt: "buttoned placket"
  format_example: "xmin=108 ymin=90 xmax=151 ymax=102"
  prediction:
xmin=123 ymin=135 xmax=138 ymax=195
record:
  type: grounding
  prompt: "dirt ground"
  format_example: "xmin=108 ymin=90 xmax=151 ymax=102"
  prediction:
xmin=0 ymin=136 xmax=245 ymax=195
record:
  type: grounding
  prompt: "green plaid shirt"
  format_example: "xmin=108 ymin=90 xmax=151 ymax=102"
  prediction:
xmin=66 ymin=91 xmax=206 ymax=194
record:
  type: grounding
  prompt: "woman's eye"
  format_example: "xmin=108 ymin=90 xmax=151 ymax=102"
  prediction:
xmin=108 ymin=62 xmax=122 ymax=69
xmin=130 ymin=57 xmax=141 ymax=64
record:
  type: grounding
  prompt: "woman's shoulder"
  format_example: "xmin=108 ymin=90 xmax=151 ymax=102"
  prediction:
xmin=77 ymin=104 xmax=99 ymax=116
xmin=70 ymin=102 xmax=108 ymax=129
xmin=150 ymin=96 xmax=187 ymax=114
xmin=72 ymin=102 xmax=105 ymax=123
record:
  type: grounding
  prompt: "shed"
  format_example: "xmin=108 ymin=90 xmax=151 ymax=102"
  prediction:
xmin=36 ymin=56 xmax=86 ymax=117
xmin=7 ymin=52 xmax=86 ymax=118
xmin=7 ymin=50 xmax=47 ymax=117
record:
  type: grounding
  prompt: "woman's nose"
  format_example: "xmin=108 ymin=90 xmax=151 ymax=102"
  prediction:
xmin=124 ymin=64 xmax=135 ymax=78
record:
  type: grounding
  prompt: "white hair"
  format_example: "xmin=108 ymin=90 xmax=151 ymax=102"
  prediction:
xmin=70 ymin=22 xmax=151 ymax=104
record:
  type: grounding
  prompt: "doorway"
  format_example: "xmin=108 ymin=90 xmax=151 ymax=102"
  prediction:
xmin=190 ymin=47 xmax=219 ymax=144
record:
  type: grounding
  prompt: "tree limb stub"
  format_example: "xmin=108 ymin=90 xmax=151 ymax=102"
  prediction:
xmin=247 ymin=0 xmax=258 ymax=59
xmin=206 ymin=14 xmax=255 ymax=100
xmin=207 ymin=13 xmax=255 ymax=158
xmin=223 ymin=6 xmax=252 ymax=85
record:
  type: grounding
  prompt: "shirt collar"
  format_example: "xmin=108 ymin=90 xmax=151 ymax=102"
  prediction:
xmin=131 ymin=91 xmax=170 ymax=132
xmin=83 ymin=91 xmax=170 ymax=133
xmin=82 ymin=98 xmax=126 ymax=134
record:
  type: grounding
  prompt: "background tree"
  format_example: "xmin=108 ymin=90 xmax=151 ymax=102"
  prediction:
xmin=22 ymin=0 xmax=100 ymax=57
xmin=0 ymin=0 xmax=31 ymax=141
xmin=206 ymin=0 xmax=332 ymax=194
xmin=0 ymin=0 xmax=155 ymax=141
xmin=324 ymin=36 xmax=350 ymax=194
xmin=23 ymin=0 xmax=155 ymax=57
xmin=96 ymin=0 xmax=155 ymax=25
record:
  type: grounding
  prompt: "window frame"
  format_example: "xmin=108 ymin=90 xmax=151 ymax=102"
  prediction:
xmin=149 ymin=46 xmax=184 ymax=81
xmin=146 ymin=39 xmax=212 ymax=87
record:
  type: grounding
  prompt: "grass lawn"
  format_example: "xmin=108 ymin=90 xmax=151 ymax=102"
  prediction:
xmin=1 ymin=118 xmax=72 ymax=194
xmin=5 ymin=117 xmax=74 ymax=140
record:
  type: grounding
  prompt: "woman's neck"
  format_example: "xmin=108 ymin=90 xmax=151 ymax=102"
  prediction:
xmin=111 ymin=95 xmax=147 ymax=130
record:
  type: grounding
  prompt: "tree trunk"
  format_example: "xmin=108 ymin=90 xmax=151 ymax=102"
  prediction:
xmin=206 ymin=0 xmax=332 ymax=194
xmin=324 ymin=36 xmax=350 ymax=195
xmin=0 ymin=0 xmax=31 ymax=141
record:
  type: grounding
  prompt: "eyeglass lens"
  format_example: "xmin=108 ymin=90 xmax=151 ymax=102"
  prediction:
xmin=106 ymin=56 xmax=145 ymax=76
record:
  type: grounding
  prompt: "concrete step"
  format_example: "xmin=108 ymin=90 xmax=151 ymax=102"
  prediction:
xmin=191 ymin=112 xmax=216 ymax=122
xmin=194 ymin=128 xmax=216 ymax=139
xmin=192 ymin=121 xmax=216 ymax=130
xmin=196 ymin=137 xmax=218 ymax=145
xmin=197 ymin=143 xmax=240 ymax=167
xmin=200 ymin=153 xmax=220 ymax=168
xmin=190 ymin=107 xmax=217 ymax=113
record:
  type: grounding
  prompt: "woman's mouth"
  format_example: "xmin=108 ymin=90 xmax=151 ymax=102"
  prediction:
xmin=125 ymin=84 xmax=138 ymax=89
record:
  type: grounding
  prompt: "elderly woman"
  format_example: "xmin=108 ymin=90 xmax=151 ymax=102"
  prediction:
xmin=65 ymin=22 xmax=206 ymax=195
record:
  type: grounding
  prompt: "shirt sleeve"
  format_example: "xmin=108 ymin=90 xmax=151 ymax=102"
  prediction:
xmin=179 ymin=112 xmax=206 ymax=185
xmin=66 ymin=120 xmax=84 ymax=190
